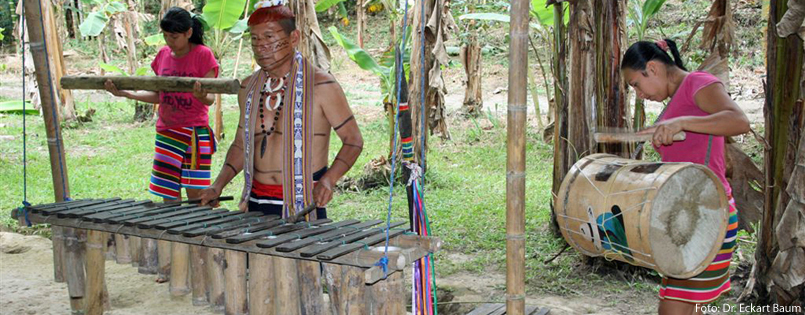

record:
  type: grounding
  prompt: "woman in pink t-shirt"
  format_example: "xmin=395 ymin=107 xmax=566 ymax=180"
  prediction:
xmin=105 ymin=7 xmax=220 ymax=203
xmin=621 ymin=39 xmax=750 ymax=314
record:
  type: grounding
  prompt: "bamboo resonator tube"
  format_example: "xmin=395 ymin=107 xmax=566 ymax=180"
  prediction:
xmin=60 ymin=76 xmax=241 ymax=95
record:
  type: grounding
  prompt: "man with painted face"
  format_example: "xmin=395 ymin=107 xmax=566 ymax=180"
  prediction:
xmin=199 ymin=0 xmax=363 ymax=219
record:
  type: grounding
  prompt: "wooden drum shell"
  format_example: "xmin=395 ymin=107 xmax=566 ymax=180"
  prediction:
xmin=556 ymin=154 xmax=729 ymax=278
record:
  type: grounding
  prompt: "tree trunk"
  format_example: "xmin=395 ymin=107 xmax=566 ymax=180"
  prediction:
xmin=550 ymin=0 xmax=568 ymax=237
xmin=289 ymin=0 xmax=332 ymax=71
xmin=410 ymin=0 xmax=454 ymax=167
xmin=594 ymin=0 xmax=629 ymax=157
xmin=43 ymin=0 xmax=76 ymax=121
xmin=357 ymin=0 xmax=365 ymax=48
xmin=460 ymin=28 xmax=482 ymax=117
xmin=566 ymin=0 xmax=595 ymax=160
xmin=743 ymin=0 xmax=805 ymax=307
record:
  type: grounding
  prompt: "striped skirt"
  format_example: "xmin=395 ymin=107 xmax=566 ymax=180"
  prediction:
xmin=148 ymin=126 xmax=216 ymax=200
xmin=658 ymin=196 xmax=738 ymax=304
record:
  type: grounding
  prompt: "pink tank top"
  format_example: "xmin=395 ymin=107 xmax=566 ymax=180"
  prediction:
xmin=656 ymin=71 xmax=732 ymax=196
xmin=151 ymin=45 xmax=219 ymax=130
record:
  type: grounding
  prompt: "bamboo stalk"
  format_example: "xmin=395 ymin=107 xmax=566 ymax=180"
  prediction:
xmin=169 ymin=242 xmax=190 ymax=296
xmin=60 ymin=76 xmax=241 ymax=94
xmin=298 ymin=260 xmax=324 ymax=315
xmin=63 ymin=227 xmax=86 ymax=313
xmin=23 ymin=0 xmax=70 ymax=204
xmin=190 ymin=245 xmax=209 ymax=306
xmin=138 ymin=238 xmax=158 ymax=274
xmin=274 ymin=257 xmax=301 ymax=314
xmin=115 ymin=234 xmax=131 ymax=264
xmin=224 ymin=250 xmax=248 ymax=315
xmin=507 ymin=0 xmax=528 ymax=313
xmin=366 ymin=270 xmax=404 ymax=315
xmin=207 ymin=248 xmax=226 ymax=312
xmin=157 ymin=239 xmax=171 ymax=282
xmin=129 ymin=235 xmax=141 ymax=267
xmin=85 ymin=230 xmax=105 ymax=315
xmin=248 ymin=254 xmax=276 ymax=315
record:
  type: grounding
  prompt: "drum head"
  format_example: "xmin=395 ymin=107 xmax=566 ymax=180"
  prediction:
xmin=650 ymin=165 xmax=728 ymax=278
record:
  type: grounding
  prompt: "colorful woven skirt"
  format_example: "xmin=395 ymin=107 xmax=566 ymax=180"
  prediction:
xmin=148 ymin=126 xmax=216 ymax=199
xmin=658 ymin=196 xmax=738 ymax=304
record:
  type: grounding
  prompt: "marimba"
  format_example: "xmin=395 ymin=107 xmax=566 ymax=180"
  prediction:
xmin=14 ymin=198 xmax=440 ymax=315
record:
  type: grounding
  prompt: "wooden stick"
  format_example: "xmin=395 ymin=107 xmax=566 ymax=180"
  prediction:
xmin=593 ymin=131 xmax=686 ymax=143
xmin=274 ymin=257 xmax=301 ymax=314
xmin=60 ymin=76 xmax=241 ymax=94
xmin=190 ymin=245 xmax=209 ymax=306
xmin=115 ymin=234 xmax=131 ymax=264
xmin=224 ymin=250 xmax=248 ymax=315
xmin=169 ymin=242 xmax=190 ymax=296
xmin=207 ymin=248 xmax=226 ymax=312
xmin=298 ymin=260 xmax=324 ymax=315
xmin=157 ymin=240 xmax=171 ymax=282
xmin=248 ymin=254 xmax=276 ymax=315
xmin=138 ymin=238 xmax=158 ymax=274
xmin=85 ymin=230 xmax=105 ymax=315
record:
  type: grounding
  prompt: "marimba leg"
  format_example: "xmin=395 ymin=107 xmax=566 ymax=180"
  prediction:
xmin=129 ymin=236 xmax=142 ymax=268
xmin=138 ymin=238 xmax=158 ymax=274
xmin=51 ymin=226 xmax=65 ymax=283
xmin=275 ymin=257 xmax=301 ymax=314
xmin=105 ymin=233 xmax=116 ymax=261
xmin=207 ymin=247 xmax=226 ymax=313
xmin=224 ymin=250 xmax=248 ymax=315
xmin=157 ymin=240 xmax=172 ymax=282
xmin=85 ymin=230 xmax=106 ymax=315
xmin=114 ymin=234 xmax=131 ymax=264
xmin=248 ymin=254 xmax=276 ymax=315
xmin=366 ymin=270 xmax=404 ymax=315
xmin=64 ymin=227 xmax=86 ymax=313
xmin=299 ymin=260 xmax=325 ymax=315
xmin=190 ymin=245 xmax=209 ymax=305
xmin=169 ymin=242 xmax=191 ymax=296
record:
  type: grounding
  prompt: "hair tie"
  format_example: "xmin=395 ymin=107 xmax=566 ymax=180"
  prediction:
xmin=655 ymin=40 xmax=669 ymax=52
xmin=255 ymin=0 xmax=285 ymax=10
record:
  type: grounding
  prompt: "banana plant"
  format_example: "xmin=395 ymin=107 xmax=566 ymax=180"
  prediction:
xmin=202 ymin=0 xmax=249 ymax=60
xmin=626 ymin=0 xmax=667 ymax=131
xmin=98 ymin=62 xmax=150 ymax=76
xmin=78 ymin=0 xmax=128 ymax=37
xmin=329 ymin=25 xmax=410 ymax=155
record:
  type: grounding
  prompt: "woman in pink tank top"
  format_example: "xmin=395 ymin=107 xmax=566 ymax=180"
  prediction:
xmin=104 ymin=7 xmax=220 ymax=206
xmin=621 ymin=39 xmax=750 ymax=315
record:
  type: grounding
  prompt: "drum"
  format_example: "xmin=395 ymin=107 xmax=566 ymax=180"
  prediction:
xmin=555 ymin=153 xmax=729 ymax=278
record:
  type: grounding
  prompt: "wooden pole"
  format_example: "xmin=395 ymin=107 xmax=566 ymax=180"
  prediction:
xmin=324 ymin=264 xmax=366 ymax=315
xmin=157 ymin=239 xmax=172 ymax=282
xmin=169 ymin=242 xmax=191 ymax=296
xmin=115 ymin=234 xmax=131 ymax=264
xmin=274 ymin=257 xmax=301 ymax=314
xmin=85 ymin=230 xmax=106 ymax=315
xmin=224 ymin=250 xmax=248 ymax=315
xmin=298 ymin=260 xmax=325 ymax=315
xmin=138 ymin=238 xmax=158 ymax=274
xmin=190 ymin=245 xmax=209 ymax=305
xmin=248 ymin=254 xmax=276 ymax=315
xmin=23 ymin=0 xmax=70 ymax=205
xmin=207 ymin=247 xmax=226 ymax=312
xmin=507 ymin=0 xmax=528 ymax=313
xmin=60 ymin=76 xmax=241 ymax=94
xmin=550 ymin=0 xmax=569 ymax=238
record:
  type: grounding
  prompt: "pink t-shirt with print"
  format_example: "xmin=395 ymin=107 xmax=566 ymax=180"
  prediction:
xmin=656 ymin=71 xmax=732 ymax=196
xmin=151 ymin=44 xmax=219 ymax=130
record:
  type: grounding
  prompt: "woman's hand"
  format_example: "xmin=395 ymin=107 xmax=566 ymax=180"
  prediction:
xmin=193 ymin=81 xmax=208 ymax=101
xmin=638 ymin=117 xmax=686 ymax=147
xmin=104 ymin=79 xmax=127 ymax=97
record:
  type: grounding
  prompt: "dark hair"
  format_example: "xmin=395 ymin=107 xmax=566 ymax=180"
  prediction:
xmin=621 ymin=38 xmax=687 ymax=72
xmin=160 ymin=7 xmax=205 ymax=45
xmin=248 ymin=7 xmax=296 ymax=35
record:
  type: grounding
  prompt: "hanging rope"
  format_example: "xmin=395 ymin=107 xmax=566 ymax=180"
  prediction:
xmin=16 ymin=2 xmax=31 ymax=227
